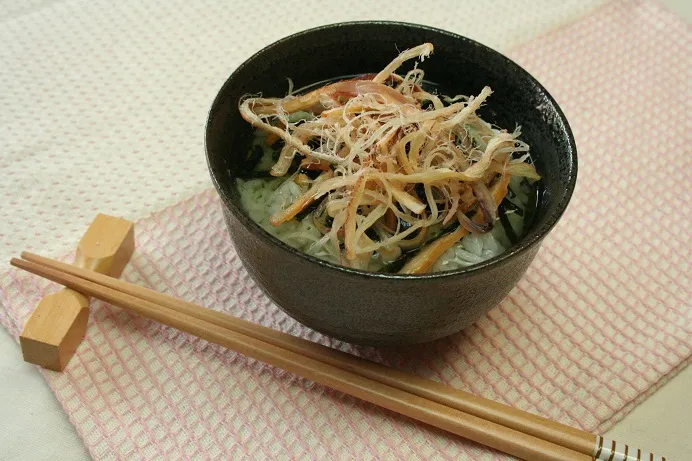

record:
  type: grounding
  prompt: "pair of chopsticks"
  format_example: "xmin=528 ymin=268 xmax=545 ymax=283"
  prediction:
xmin=12 ymin=253 xmax=659 ymax=461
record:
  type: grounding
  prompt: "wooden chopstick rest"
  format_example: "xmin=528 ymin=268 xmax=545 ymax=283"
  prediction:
xmin=19 ymin=214 xmax=134 ymax=371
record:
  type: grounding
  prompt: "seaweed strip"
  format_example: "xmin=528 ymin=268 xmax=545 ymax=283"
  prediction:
xmin=500 ymin=199 xmax=524 ymax=217
xmin=239 ymin=145 xmax=265 ymax=175
xmin=523 ymin=183 xmax=539 ymax=232
xmin=294 ymin=194 xmax=325 ymax=221
xmin=498 ymin=205 xmax=519 ymax=245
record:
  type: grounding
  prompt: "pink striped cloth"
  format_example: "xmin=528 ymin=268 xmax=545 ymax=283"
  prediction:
xmin=1 ymin=1 xmax=690 ymax=459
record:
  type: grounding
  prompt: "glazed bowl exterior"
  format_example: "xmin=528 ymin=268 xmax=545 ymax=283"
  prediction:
xmin=206 ymin=22 xmax=577 ymax=345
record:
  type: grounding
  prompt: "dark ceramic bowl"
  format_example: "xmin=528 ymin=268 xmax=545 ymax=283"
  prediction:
xmin=206 ymin=22 xmax=577 ymax=345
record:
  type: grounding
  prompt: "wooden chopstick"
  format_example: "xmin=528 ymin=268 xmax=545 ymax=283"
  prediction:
xmin=19 ymin=252 xmax=595 ymax=454
xmin=12 ymin=254 xmax=588 ymax=461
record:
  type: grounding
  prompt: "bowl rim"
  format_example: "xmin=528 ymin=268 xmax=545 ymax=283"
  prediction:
xmin=205 ymin=20 xmax=578 ymax=281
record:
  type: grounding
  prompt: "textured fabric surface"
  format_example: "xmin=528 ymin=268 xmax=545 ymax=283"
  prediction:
xmin=0 ymin=0 xmax=606 ymax=268
xmin=1 ymin=0 xmax=691 ymax=460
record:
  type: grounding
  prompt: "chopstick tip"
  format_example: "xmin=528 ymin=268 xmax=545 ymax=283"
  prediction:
xmin=10 ymin=257 xmax=23 ymax=268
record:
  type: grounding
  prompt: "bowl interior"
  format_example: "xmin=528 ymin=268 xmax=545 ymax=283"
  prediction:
xmin=206 ymin=22 xmax=577 ymax=276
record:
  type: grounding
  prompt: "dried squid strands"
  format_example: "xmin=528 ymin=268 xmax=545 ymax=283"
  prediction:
xmin=435 ymin=86 xmax=493 ymax=130
xmin=391 ymin=187 xmax=426 ymax=215
xmin=372 ymin=43 xmax=434 ymax=84
xmin=239 ymin=98 xmax=338 ymax=165
xmin=344 ymin=177 xmax=368 ymax=261
xmin=396 ymin=225 xmax=428 ymax=251
xmin=399 ymin=174 xmax=510 ymax=274
xmin=239 ymin=42 xmax=540 ymax=274
xmin=461 ymin=131 xmax=524 ymax=180
xmin=271 ymin=132 xmax=311 ymax=177
xmin=505 ymin=161 xmax=541 ymax=180
xmin=443 ymin=184 xmax=461 ymax=225
xmin=269 ymin=171 xmax=334 ymax=226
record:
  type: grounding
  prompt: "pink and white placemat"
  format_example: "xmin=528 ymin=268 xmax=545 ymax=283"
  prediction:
xmin=1 ymin=1 xmax=690 ymax=459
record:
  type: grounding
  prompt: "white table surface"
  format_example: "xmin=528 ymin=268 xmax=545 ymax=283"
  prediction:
xmin=0 ymin=1 xmax=689 ymax=459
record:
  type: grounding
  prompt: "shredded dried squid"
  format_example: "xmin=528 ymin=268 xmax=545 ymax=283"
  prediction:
xmin=238 ymin=43 xmax=539 ymax=273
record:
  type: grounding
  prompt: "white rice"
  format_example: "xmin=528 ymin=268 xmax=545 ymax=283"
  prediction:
xmin=238 ymin=177 xmax=343 ymax=265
